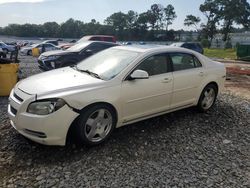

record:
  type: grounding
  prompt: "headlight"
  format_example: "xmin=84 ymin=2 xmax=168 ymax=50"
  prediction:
xmin=27 ymin=98 xmax=66 ymax=115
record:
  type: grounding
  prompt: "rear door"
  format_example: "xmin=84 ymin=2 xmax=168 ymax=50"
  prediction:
xmin=169 ymin=52 xmax=205 ymax=108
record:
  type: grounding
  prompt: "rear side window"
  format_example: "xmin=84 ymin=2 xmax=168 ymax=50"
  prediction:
xmin=169 ymin=53 xmax=202 ymax=71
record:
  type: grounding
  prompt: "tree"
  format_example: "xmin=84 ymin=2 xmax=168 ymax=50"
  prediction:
xmin=134 ymin=12 xmax=149 ymax=40
xmin=163 ymin=4 xmax=177 ymax=30
xmin=126 ymin=10 xmax=138 ymax=40
xmin=217 ymin=0 xmax=250 ymax=41
xmin=105 ymin=12 xmax=128 ymax=39
xmin=236 ymin=0 xmax=250 ymax=28
xmin=145 ymin=4 xmax=164 ymax=32
xmin=184 ymin=15 xmax=201 ymax=30
xmin=43 ymin=22 xmax=60 ymax=37
xmin=199 ymin=0 xmax=221 ymax=43
xmin=59 ymin=18 xmax=84 ymax=38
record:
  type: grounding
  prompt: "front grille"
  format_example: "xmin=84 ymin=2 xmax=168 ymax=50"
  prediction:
xmin=13 ymin=92 xmax=23 ymax=102
xmin=24 ymin=129 xmax=47 ymax=138
xmin=10 ymin=106 xmax=17 ymax=115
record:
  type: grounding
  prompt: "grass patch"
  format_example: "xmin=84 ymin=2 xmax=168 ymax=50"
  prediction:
xmin=204 ymin=48 xmax=237 ymax=59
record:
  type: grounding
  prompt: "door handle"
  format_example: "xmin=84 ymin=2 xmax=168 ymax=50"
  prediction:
xmin=162 ymin=77 xmax=172 ymax=83
xmin=199 ymin=72 xmax=204 ymax=76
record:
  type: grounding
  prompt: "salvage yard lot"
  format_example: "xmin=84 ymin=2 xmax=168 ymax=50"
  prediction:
xmin=0 ymin=56 xmax=249 ymax=187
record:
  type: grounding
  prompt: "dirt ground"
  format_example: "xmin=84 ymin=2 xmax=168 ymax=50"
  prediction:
xmin=222 ymin=60 xmax=250 ymax=100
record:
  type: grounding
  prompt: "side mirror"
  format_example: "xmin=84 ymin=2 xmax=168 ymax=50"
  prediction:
xmin=129 ymin=70 xmax=149 ymax=80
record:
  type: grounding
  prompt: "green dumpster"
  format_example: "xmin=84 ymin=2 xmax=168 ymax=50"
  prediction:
xmin=237 ymin=44 xmax=250 ymax=61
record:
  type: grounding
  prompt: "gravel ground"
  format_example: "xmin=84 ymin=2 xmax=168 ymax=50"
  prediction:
xmin=0 ymin=56 xmax=249 ymax=187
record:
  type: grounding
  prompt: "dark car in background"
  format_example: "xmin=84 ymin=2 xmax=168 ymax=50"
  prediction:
xmin=170 ymin=42 xmax=204 ymax=54
xmin=38 ymin=41 xmax=119 ymax=71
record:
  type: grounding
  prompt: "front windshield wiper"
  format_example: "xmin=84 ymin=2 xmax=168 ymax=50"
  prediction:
xmin=72 ymin=65 xmax=102 ymax=79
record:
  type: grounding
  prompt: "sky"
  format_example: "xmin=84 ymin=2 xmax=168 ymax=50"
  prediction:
xmin=0 ymin=0 xmax=249 ymax=30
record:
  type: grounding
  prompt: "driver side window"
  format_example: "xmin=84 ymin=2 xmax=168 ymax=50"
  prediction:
xmin=136 ymin=54 xmax=169 ymax=76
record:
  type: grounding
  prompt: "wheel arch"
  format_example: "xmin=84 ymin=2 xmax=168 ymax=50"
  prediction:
xmin=66 ymin=101 xmax=118 ymax=144
xmin=205 ymin=81 xmax=219 ymax=94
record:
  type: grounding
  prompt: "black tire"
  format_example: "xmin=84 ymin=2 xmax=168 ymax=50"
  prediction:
xmin=74 ymin=104 xmax=116 ymax=146
xmin=197 ymin=84 xmax=218 ymax=112
xmin=27 ymin=50 xmax=32 ymax=56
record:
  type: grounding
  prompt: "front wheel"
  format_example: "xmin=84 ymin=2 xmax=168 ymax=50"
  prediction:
xmin=74 ymin=104 xmax=116 ymax=146
xmin=197 ymin=84 xmax=218 ymax=112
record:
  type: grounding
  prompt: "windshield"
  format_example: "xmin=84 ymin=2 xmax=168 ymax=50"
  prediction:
xmin=76 ymin=48 xmax=140 ymax=80
xmin=66 ymin=42 xmax=90 ymax=52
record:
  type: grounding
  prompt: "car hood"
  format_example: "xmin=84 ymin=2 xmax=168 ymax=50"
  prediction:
xmin=17 ymin=67 xmax=104 ymax=95
xmin=41 ymin=50 xmax=75 ymax=57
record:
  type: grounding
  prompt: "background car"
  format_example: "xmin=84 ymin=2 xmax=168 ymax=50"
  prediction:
xmin=60 ymin=35 xmax=116 ymax=50
xmin=170 ymin=42 xmax=204 ymax=54
xmin=20 ymin=43 xmax=61 ymax=56
xmin=8 ymin=46 xmax=226 ymax=146
xmin=42 ymin=40 xmax=59 ymax=46
xmin=0 ymin=42 xmax=15 ymax=53
xmin=78 ymin=35 xmax=116 ymax=43
xmin=38 ymin=41 xmax=119 ymax=71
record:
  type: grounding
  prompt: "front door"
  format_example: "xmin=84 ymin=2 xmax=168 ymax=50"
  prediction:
xmin=121 ymin=53 xmax=173 ymax=123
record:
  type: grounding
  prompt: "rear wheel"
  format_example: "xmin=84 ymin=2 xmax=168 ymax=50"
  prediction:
xmin=74 ymin=104 xmax=116 ymax=146
xmin=197 ymin=84 xmax=218 ymax=112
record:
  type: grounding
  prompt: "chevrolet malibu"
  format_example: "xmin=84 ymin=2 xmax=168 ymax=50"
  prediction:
xmin=8 ymin=46 xmax=226 ymax=146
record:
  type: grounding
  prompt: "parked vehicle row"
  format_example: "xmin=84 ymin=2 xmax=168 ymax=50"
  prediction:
xmin=0 ymin=42 xmax=15 ymax=53
xmin=8 ymin=45 xmax=226 ymax=146
xmin=38 ymin=41 xmax=119 ymax=71
xmin=20 ymin=43 xmax=60 ymax=56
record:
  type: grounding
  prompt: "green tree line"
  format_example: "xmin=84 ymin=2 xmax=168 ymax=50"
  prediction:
xmin=0 ymin=0 xmax=249 ymax=42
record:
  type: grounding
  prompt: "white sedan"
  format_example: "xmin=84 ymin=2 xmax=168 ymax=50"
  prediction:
xmin=8 ymin=46 xmax=226 ymax=146
xmin=20 ymin=43 xmax=60 ymax=56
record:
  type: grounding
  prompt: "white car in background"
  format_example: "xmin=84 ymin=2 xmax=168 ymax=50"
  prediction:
xmin=8 ymin=46 xmax=226 ymax=146
xmin=20 ymin=43 xmax=60 ymax=56
xmin=0 ymin=42 xmax=15 ymax=53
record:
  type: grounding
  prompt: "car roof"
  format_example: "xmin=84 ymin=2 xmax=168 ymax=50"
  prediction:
xmin=77 ymin=40 xmax=118 ymax=46
xmin=83 ymin=35 xmax=114 ymax=38
xmin=113 ymin=45 xmax=199 ymax=54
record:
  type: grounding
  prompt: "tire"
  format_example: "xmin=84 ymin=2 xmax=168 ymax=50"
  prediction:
xmin=74 ymin=104 xmax=116 ymax=146
xmin=27 ymin=50 xmax=32 ymax=56
xmin=197 ymin=84 xmax=218 ymax=112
